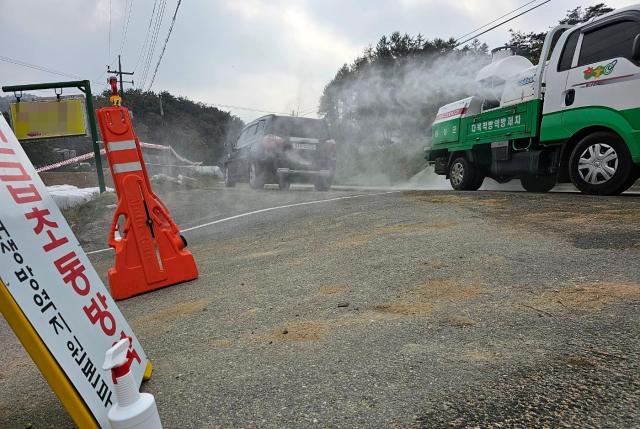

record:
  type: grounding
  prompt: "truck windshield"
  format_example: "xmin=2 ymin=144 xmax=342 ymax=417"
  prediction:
xmin=272 ymin=117 xmax=330 ymax=139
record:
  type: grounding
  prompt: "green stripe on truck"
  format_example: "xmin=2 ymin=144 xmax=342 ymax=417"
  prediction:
xmin=541 ymin=106 xmax=640 ymax=161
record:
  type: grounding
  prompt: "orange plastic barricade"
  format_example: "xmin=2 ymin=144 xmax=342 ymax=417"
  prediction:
xmin=96 ymin=106 xmax=198 ymax=300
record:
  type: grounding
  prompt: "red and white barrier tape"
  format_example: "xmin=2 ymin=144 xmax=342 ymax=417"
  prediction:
xmin=36 ymin=149 xmax=106 ymax=172
xmin=36 ymin=142 xmax=201 ymax=173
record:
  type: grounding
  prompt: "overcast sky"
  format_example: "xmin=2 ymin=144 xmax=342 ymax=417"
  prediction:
xmin=0 ymin=0 xmax=636 ymax=122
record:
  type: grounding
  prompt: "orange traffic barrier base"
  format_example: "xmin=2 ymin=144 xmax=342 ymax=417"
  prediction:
xmin=96 ymin=106 xmax=198 ymax=300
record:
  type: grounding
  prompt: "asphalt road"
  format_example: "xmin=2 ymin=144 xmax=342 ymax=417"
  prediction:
xmin=1 ymin=184 xmax=639 ymax=428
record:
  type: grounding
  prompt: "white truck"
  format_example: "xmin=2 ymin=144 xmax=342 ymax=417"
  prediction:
xmin=426 ymin=5 xmax=640 ymax=195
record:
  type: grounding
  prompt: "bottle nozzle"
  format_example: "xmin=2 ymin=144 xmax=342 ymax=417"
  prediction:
xmin=103 ymin=338 xmax=129 ymax=371
xmin=103 ymin=338 xmax=134 ymax=384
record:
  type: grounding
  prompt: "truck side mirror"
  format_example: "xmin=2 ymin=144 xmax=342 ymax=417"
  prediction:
xmin=633 ymin=34 xmax=640 ymax=61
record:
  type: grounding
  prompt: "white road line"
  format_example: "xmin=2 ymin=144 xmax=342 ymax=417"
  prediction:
xmin=85 ymin=191 xmax=398 ymax=255
xmin=86 ymin=247 xmax=113 ymax=255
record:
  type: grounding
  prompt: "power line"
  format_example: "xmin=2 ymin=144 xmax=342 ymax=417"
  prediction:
xmin=298 ymin=108 xmax=318 ymax=116
xmin=138 ymin=1 xmax=159 ymax=85
xmin=148 ymin=0 xmax=182 ymax=90
xmin=141 ymin=0 xmax=167 ymax=88
xmin=0 ymin=55 xmax=107 ymax=88
xmin=139 ymin=0 xmax=161 ymax=87
xmin=134 ymin=0 xmax=158 ymax=73
xmin=208 ymin=103 xmax=317 ymax=118
xmin=455 ymin=0 xmax=552 ymax=47
xmin=93 ymin=57 xmax=118 ymax=86
xmin=207 ymin=103 xmax=291 ymax=116
xmin=454 ymin=0 xmax=540 ymax=43
xmin=119 ymin=0 xmax=135 ymax=55
xmin=0 ymin=55 xmax=81 ymax=79
xmin=149 ymin=0 xmax=168 ymax=83
xmin=108 ymin=0 xmax=112 ymax=58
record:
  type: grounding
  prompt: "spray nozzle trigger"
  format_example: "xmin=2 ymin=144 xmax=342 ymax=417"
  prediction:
xmin=103 ymin=338 xmax=130 ymax=371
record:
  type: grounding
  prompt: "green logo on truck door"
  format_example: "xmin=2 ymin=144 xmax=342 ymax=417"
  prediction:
xmin=583 ymin=60 xmax=617 ymax=80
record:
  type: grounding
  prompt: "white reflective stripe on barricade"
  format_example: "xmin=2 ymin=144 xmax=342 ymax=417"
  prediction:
xmin=107 ymin=140 xmax=136 ymax=152
xmin=113 ymin=162 xmax=142 ymax=173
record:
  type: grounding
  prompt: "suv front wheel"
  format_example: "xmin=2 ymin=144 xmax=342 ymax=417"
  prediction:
xmin=569 ymin=131 xmax=636 ymax=195
xmin=249 ymin=161 xmax=265 ymax=190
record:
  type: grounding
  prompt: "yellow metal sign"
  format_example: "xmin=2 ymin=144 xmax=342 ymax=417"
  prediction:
xmin=9 ymin=97 xmax=87 ymax=140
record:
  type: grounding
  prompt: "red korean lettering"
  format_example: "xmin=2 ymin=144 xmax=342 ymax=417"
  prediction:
xmin=0 ymin=130 xmax=14 ymax=155
xmin=7 ymin=184 xmax=41 ymax=204
xmin=0 ymin=161 xmax=30 ymax=182
xmin=42 ymin=229 xmax=69 ymax=252
xmin=25 ymin=207 xmax=57 ymax=233
xmin=54 ymin=252 xmax=90 ymax=296
xmin=83 ymin=292 xmax=116 ymax=336
xmin=24 ymin=207 xmax=69 ymax=251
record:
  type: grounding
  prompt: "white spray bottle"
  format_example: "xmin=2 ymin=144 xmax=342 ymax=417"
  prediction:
xmin=103 ymin=339 xmax=162 ymax=429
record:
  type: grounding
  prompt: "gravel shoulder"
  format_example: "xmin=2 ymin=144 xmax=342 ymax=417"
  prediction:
xmin=1 ymin=186 xmax=638 ymax=428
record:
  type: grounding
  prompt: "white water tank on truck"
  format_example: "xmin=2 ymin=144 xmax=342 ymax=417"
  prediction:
xmin=475 ymin=47 xmax=535 ymax=107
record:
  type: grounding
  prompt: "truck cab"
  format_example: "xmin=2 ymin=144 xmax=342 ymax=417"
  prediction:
xmin=427 ymin=5 xmax=640 ymax=195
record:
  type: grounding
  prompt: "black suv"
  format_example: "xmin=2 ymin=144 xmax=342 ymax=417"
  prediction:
xmin=223 ymin=115 xmax=336 ymax=191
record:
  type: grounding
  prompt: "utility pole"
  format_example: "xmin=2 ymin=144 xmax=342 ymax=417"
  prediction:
xmin=107 ymin=55 xmax=134 ymax=98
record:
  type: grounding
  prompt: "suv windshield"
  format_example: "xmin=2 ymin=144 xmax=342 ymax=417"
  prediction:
xmin=272 ymin=117 xmax=330 ymax=139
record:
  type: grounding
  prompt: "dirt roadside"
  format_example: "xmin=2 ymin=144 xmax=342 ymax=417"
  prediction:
xmin=0 ymin=187 xmax=638 ymax=428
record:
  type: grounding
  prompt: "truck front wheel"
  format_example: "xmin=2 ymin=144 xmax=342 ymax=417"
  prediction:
xmin=569 ymin=132 xmax=635 ymax=195
xmin=449 ymin=157 xmax=483 ymax=191
xmin=520 ymin=175 xmax=556 ymax=193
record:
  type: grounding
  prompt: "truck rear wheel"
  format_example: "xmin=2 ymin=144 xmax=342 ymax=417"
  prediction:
xmin=520 ymin=175 xmax=556 ymax=193
xmin=569 ymin=131 xmax=635 ymax=195
xmin=449 ymin=157 xmax=483 ymax=191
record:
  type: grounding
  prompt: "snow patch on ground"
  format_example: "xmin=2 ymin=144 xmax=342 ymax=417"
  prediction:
xmin=47 ymin=185 xmax=113 ymax=210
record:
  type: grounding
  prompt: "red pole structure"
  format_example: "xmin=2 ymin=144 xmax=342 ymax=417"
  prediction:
xmin=109 ymin=77 xmax=122 ymax=106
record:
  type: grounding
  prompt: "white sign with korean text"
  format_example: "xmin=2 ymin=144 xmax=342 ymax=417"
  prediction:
xmin=0 ymin=116 xmax=147 ymax=428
